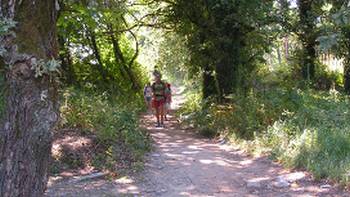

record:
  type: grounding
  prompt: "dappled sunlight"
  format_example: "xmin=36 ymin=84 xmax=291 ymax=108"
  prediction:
xmin=198 ymin=159 xmax=233 ymax=167
xmin=52 ymin=135 xmax=92 ymax=156
xmin=164 ymin=152 xmax=187 ymax=159
xmin=239 ymin=159 xmax=254 ymax=166
xmin=114 ymin=176 xmax=135 ymax=184
xmin=116 ymin=184 xmax=140 ymax=194
xmin=130 ymin=102 xmax=348 ymax=197
xmin=187 ymin=145 xmax=203 ymax=150
xmin=181 ymin=150 xmax=200 ymax=155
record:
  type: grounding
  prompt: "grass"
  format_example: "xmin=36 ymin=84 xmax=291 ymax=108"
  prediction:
xmin=180 ymin=87 xmax=350 ymax=185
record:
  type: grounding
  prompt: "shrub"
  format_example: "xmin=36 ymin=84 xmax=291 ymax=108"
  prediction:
xmin=257 ymin=90 xmax=350 ymax=184
xmin=58 ymin=87 xmax=151 ymax=171
xmin=180 ymin=87 xmax=350 ymax=184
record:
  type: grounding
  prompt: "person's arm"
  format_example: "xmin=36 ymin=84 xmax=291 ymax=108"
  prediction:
xmin=143 ymin=86 xmax=148 ymax=103
xmin=143 ymin=86 xmax=147 ymax=96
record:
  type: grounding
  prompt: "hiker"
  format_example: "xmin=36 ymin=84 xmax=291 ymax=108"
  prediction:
xmin=164 ymin=83 xmax=172 ymax=121
xmin=152 ymin=72 xmax=166 ymax=127
xmin=143 ymin=82 xmax=153 ymax=113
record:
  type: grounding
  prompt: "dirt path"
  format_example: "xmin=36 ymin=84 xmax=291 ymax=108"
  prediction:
xmin=47 ymin=89 xmax=349 ymax=197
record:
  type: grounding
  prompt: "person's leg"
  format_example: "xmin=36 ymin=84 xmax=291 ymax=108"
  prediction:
xmin=164 ymin=103 xmax=169 ymax=120
xmin=164 ymin=103 xmax=168 ymax=121
xmin=148 ymin=97 xmax=153 ymax=112
xmin=147 ymin=100 xmax=152 ymax=113
xmin=160 ymin=103 xmax=164 ymax=125
xmin=155 ymin=106 xmax=160 ymax=126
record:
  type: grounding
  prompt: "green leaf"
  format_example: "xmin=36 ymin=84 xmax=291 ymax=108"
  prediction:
xmin=317 ymin=34 xmax=339 ymax=52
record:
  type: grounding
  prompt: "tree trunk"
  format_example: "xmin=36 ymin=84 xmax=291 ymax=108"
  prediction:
xmin=344 ymin=29 xmax=350 ymax=94
xmin=344 ymin=61 xmax=350 ymax=94
xmin=87 ymin=29 xmax=109 ymax=82
xmin=0 ymin=1 xmax=59 ymax=196
xmin=298 ymin=0 xmax=317 ymax=81
xmin=202 ymin=65 xmax=219 ymax=99
xmin=109 ymin=28 xmax=139 ymax=90
xmin=277 ymin=46 xmax=282 ymax=65
xmin=301 ymin=40 xmax=316 ymax=80
xmin=215 ymin=57 xmax=234 ymax=96
xmin=58 ymin=35 xmax=75 ymax=84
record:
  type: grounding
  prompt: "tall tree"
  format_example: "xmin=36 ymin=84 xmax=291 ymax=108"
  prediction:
xmin=153 ymin=0 xmax=273 ymax=99
xmin=57 ymin=0 xmax=143 ymax=92
xmin=0 ymin=1 xmax=59 ymax=196
xmin=298 ymin=0 xmax=316 ymax=80
xmin=297 ymin=0 xmax=324 ymax=81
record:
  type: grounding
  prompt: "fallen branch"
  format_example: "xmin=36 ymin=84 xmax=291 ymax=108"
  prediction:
xmin=68 ymin=172 xmax=108 ymax=184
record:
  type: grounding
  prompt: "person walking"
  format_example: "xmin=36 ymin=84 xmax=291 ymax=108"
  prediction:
xmin=143 ymin=82 xmax=153 ymax=113
xmin=164 ymin=83 xmax=172 ymax=121
xmin=152 ymin=73 xmax=166 ymax=127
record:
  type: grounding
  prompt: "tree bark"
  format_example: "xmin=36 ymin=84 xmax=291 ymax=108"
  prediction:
xmin=0 ymin=1 xmax=59 ymax=196
xmin=58 ymin=35 xmax=75 ymax=84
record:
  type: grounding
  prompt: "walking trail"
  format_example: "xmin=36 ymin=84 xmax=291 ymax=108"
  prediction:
xmin=47 ymin=88 xmax=349 ymax=197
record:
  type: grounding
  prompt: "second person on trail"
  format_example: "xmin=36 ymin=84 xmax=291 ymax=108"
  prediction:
xmin=164 ymin=83 xmax=172 ymax=121
xmin=152 ymin=73 xmax=166 ymax=127
xmin=144 ymin=82 xmax=153 ymax=113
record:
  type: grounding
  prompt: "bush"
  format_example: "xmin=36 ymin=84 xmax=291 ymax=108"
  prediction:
xmin=314 ymin=63 xmax=343 ymax=90
xmin=58 ymin=87 xmax=151 ymax=171
xmin=257 ymin=90 xmax=350 ymax=184
xmin=180 ymin=87 xmax=350 ymax=184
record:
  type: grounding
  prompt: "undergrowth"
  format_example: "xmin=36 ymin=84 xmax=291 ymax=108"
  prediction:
xmin=54 ymin=87 xmax=151 ymax=173
xmin=180 ymin=87 xmax=350 ymax=185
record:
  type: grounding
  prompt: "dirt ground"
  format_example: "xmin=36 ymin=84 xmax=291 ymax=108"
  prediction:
xmin=46 ymin=89 xmax=350 ymax=197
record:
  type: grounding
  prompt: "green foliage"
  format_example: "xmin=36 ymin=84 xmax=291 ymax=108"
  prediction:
xmin=318 ymin=2 xmax=350 ymax=57
xmin=180 ymin=87 xmax=297 ymax=139
xmin=156 ymin=32 xmax=191 ymax=85
xmin=155 ymin=0 xmax=274 ymax=96
xmin=57 ymin=0 xmax=147 ymax=93
xmin=180 ymin=86 xmax=350 ymax=184
xmin=314 ymin=63 xmax=344 ymax=89
xmin=30 ymin=58 xmax=61 ymax=77
xmin=59 ymin=87 xmax=150 ymax=170
xmin=259 ymin=90 xmax=350 ymax=184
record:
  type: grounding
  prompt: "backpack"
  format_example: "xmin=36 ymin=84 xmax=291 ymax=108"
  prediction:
xmin=152 ymin=81 xmax=166 ymax=100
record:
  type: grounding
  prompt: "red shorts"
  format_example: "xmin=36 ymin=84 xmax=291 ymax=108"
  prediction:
xmin=152 ymin=98 xmax=165 ymax=108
